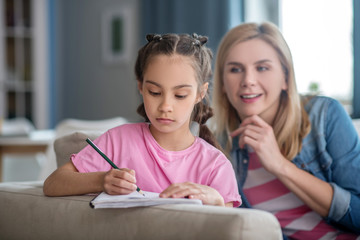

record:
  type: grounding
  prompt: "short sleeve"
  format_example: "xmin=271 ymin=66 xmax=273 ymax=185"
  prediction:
xmin=208 ymin=155 xmax=242 ymax=207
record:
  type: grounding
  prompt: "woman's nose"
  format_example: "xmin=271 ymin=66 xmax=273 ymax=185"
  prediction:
xmin=241 ymin=70 xmax=256 ymax=87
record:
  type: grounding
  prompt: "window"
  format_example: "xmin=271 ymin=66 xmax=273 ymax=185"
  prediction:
xmin=281 ymin=0 xmax=353 ymax=113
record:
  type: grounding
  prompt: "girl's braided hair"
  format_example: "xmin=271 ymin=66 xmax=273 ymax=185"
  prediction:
xmin=135 ymin=33 xmax=223 ymax=151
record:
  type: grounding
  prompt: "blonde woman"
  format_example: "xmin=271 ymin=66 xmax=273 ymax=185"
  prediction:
xmin=212 ymin=22 xmax=359 ymax=238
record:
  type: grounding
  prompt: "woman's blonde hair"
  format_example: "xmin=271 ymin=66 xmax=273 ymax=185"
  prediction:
xmin=212 ymin=22 xmax=310 ymax=160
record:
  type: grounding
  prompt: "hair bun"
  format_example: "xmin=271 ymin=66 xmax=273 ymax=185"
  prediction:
xmin=192 ymin=33 xmax=208 ymax=46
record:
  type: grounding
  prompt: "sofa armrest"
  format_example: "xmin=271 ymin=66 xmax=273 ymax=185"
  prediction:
xmin=0 ymin=181 xmax=282 ymax=240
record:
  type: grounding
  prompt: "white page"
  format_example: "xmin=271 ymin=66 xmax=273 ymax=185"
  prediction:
xmin=90 ymin=190 xmax=202 ymax=208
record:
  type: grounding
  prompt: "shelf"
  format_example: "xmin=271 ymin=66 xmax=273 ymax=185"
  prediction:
xmin=1 ymin=0 xmax=49 ymax=128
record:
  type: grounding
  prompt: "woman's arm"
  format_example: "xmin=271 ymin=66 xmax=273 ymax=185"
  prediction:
xmin=273 ymin=159 xmax=333 ymax=217
xmin=232 ymin=115 xmax=333 ymax=216
xmin=321 ymin=99 xmax=360 ymax=232
xmin=43 ymin=161 xmax=138 ymax=197
xmin=233 ymin=108 xmax=360 ymax=232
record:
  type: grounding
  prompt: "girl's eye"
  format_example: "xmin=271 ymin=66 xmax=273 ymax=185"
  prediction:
xmin=175 ymin=95 xmax=187 ymax=99
xmin=149 ymin=90 xmax=161 ymax=96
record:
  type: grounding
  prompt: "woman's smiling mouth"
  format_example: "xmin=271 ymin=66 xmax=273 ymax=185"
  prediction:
xmin=240 ymin=94 xmax=262 ymax=103
xmin=241 ymin=94 xmax=262 ymax=99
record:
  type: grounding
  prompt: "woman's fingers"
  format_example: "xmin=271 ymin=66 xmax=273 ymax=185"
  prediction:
xmin=241 ymin=115 xmax=268 ymax=127
xmin=230 ymin=126 xmax=243 ymax=138
xmin=230 ymin=115 xmax=264 ymax=137
xmin=230 ymin=115 xmax=272 ymax=149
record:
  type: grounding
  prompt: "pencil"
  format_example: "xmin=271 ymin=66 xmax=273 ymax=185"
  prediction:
xmin=85 ymin=138 xmax=145 ymax=196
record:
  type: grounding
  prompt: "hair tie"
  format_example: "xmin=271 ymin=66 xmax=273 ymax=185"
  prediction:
xmin=146 ymin=34 xmax=162 ymax=43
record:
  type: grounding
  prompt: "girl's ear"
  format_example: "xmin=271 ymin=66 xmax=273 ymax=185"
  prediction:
xmin=137 ymin=81 xmax=143 ymax=94
xmin=197 ymin=82 xmax=209 ymax=102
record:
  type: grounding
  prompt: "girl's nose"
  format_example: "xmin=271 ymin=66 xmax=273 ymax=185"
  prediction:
xmin=158 ymin=97 xmax=173 ymax=112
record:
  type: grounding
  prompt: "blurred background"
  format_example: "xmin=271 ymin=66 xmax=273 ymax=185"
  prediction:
xmin=0 ymin=0 xmax=359 ymax=129
xmin=0 ymin=0 xmax=359 ymax=181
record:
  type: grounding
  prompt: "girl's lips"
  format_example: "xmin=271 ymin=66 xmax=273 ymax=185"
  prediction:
xmin=156 ymin=118 xmax=174 ymax=124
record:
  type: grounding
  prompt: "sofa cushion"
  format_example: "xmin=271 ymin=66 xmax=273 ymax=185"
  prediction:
xmin=54 ymin=131 xmax=100 ymax=167
xmin=0 ymin=181 xmax=282 ymax=240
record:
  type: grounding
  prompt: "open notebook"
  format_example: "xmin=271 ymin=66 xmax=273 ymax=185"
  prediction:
xmin=90 ymin=190 xmax=203 ymax=208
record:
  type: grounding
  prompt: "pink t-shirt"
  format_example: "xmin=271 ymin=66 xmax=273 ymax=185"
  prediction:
xmin=71 ymin=122 xmax=241 ymax=207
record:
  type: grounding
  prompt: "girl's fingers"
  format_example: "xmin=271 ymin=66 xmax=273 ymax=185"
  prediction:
xmin=104 ymin=169 xmax=138 ymax=194
xmin=106 ymin=185 xmax=135 ymax=195
xmin=120 ymin=168 xmax=135 ymax=175
xmin=166 ymin=189 xmax=194 ymax=198
xmin=160 ymin=182 xmax=225 ymax=206
xmin=160 ymin=182 xmax=199 ymax=198
xmin=111 ymin=168 xmax=136 ymax=183
xmin=159 ymin=183 xmax=183 ymax=198
xmin=109 ymin=177 xmax=137 ymax=190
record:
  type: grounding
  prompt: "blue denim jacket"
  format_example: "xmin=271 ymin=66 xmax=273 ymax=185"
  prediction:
xmin=230 ymin=96 xmax=360 ymax=234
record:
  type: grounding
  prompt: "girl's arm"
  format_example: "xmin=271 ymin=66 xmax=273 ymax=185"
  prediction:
xmin=43 ymin=161 xmax=104 ymax=196
xmin=43 ymin=161 xmax=138 ymax=197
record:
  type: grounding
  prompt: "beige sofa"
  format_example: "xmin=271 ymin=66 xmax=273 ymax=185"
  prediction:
xmin=0 ymin=130 xmax=282 ymax=239
xmin=0 ymin=181 xmax=281 ymax=240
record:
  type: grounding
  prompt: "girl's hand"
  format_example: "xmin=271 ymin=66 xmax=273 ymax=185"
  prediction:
xmin=159 ymin=182 xmax=227 ymax=206
xmin=103 ymin=168 xmax=138 ymax=195
xmin=230 ymin=115 xmax=287 ymax=174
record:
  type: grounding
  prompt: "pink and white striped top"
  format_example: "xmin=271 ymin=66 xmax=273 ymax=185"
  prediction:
xmin=243 ymin=150 xmax=359 ymax=239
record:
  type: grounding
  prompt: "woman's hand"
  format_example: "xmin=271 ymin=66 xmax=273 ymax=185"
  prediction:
xmin=103 ymin=168 xmax=138 ymax=195
xmin=231 ymin=115 xmax=334 ymax=217
xmin=230 ymin=115 xmax=287 ymax=175
xmin=159 ymin=182 xmax=229 ymax=206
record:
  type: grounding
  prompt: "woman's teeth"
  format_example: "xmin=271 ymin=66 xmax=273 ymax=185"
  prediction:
xmin=241 ymin=94 xmax=261 ymax=99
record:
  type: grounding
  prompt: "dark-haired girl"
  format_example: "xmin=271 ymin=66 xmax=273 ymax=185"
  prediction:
xmin=44 ymin=33 xmax=241 ymax=207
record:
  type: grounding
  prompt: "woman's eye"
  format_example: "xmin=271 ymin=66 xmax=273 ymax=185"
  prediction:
xmin=149 ymin=90 xmax=160 ymax=96
xmin=257 ymin=66 xmax=268 ymax=72
xmin=230 ymin=67 xmax=242 ymax=73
